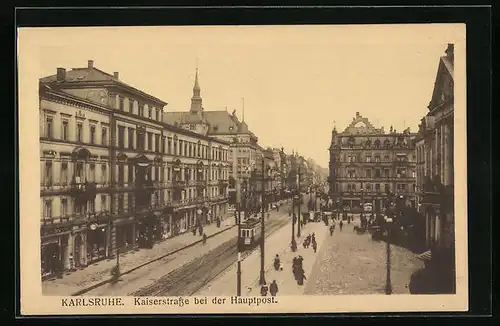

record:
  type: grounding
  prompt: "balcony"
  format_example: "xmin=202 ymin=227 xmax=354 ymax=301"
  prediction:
xmin=218 ymin=179 xmax=229 ymax=187
xmin=172 ymin=179 xmax=187 ymax=188
xmin=69 ymin=180 xmax=97 ymax=202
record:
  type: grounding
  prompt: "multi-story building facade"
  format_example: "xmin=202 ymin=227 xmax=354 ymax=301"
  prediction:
xmin=39 ymin=60 xmax=230 ymax=278
xmin=415 ymin=44 xmax=454 ymax=256
xmin=163 ymin=69 xmax=258 ymax=207
xmin=329 ymin=112 xmax=417 ymax=212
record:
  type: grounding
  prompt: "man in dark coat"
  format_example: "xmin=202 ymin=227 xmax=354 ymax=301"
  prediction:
xmin=269 ymin=280 xmax=279 ymax=296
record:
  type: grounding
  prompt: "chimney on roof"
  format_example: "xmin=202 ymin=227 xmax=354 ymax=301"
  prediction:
xmin=356 ymin=112 xmax=360 ymax=118
xmin=88 ymin=60 xmax=94 ymax=69
xmin=113 ymin=72 xmax=119 ymax=79
xmin=56 ymin=68 xmax=66 ymax=81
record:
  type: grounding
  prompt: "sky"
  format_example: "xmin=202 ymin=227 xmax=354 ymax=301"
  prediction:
xmin=22 ymin=24 xmax=462 ymax=167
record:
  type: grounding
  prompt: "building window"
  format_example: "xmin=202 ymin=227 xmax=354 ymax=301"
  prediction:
xmin=61 ymin=120 xmax=69 ymax=140
xmin=375 ymin=169 xmax=381 ymax=178
xmin=45 ymin=116 xmax=53 ymax=138
xmin=366 ymin=156 xmax=372 ymax=163
xmin=119 ymin=96 xmax=124 ymax=111
xmin=118 ymin=165 xmax=124 ymax=185
xmin=43 ymin=200 xmax=52 ymax=219
xmin=76 ymin=123 xmax=83 ymax=142
xmin=147 ymin=132 xmax=153 ymax=151
xmin=118 ymin=194 xmax=124 ymax=214
xmin=101 ymin=164 xmax=107 ymax=184
xmin=102 ymin=127 xmax=108 ymax=146
xmin=101 ymin=195 xmax=107 ymax=212
xmin=412 ymin=170 xmax=416 ymax=178
xmin=401 ymin=184 xmax=407 ymax=192
xmin=75 ymin=162 xmax=84 ymax=182
xmin=375 ymin=156 xmax=381 ymax=163
xmin=129 ymin=100 xmax=134 ymax=113
xmin=137 ymin=131 xmax=145 ymax=150
xmin=375 ymin=183 xmax=380 ymax=191
xmin=167 ymin=138 xmax=172 ymax=154
xmin=139 ymin=104 xmax=144 ymax=117
xmin=148 ymin=107 xmax=152 ymax=119
xmin=128 ymin=164 xmax=134 ymax=184
xmin=384 ymin=139 xmax=391 ymax=148
xmin=174 ymin=140 xmax=177 ymax=155
xmin=118 ymin=126 xmax=125 ymax=149
xmin=155 ymin=134 xmax=160 ymax=153
xmin=384 ymin=169 xmax=390 ymax=178
xmin=128 ymin=128 xmax=134 ymax=149
xmin=61 ymin=162 xmax=68 ymax=185
xmin=44 ymin=161 xmax=52 ymax=186
xmin=162 ymin=136 xmax=166 ymax=153
xmin=365 ymin=169 xmax=371 ymax=178
xmin=348 ymin=170 xmax=356 ymax=178
xmin=61 ymin=198 xmax=68 ymax=217
xmin=385 ymin=183 xmax=390 ymax=192
xmin=89 ymin=163 xmax=95 ymax=182
xmin=384 ymin=155 xmax=390 ymax=162
xmin=184 ymin=143 xmax=188 ymax=157
xmin=90 ymin=125 xmax=96 ymax=144
xmin=366 ymin=184 xmax=372 ymax=191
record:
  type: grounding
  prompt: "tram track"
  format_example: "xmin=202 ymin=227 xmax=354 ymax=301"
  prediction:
xmin=131 ymin=216 xmax=292 ymax=296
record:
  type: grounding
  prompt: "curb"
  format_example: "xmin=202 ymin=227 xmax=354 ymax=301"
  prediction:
xmin=71 ymin=224 xmax=237 ymax=296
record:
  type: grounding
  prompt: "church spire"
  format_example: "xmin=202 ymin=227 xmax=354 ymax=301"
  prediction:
xmin=190 ymin=62 xmax=202 ymax=113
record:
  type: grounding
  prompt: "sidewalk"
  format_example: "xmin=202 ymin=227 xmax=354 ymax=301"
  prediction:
xmin=195 ymin=220 xmax=329 ymax=296
xmin=42 ymin=218 xmax=236 ymax=296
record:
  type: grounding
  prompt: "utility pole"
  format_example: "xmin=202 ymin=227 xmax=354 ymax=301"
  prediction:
xmin=259 ymin=157 xmax=266 ymax=286
xmin=236 ymin=181 xmax=242 ymax=296
xmin=297 ymin=165 xmax=301 ymax=238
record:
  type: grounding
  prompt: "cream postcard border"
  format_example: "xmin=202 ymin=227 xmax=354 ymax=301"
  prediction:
xmin=18 ymin=24 xmax=468 ymax=315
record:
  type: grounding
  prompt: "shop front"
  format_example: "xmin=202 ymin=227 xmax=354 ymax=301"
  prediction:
xmin=115 ymin=220 xmax=136 ymax=252
xmin=86 ymin=223 xmax=108 ymax=264
xmin=41 ymin=226 xmax=72 ymax=279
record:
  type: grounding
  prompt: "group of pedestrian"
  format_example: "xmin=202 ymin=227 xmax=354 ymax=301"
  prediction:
xmin=292 ymin=255 xmax=306 ymax=285
xmin=302 ymin=233 xmax=317 ymax=253
xmin=260 ymin=280 xmax=279 ymax=296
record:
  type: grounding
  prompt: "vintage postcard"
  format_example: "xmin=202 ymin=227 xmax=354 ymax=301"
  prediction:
xmin=18 ymin=24 xmax=468 ymax=315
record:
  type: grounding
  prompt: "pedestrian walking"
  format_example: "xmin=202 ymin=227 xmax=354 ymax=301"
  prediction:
xmin=339 ymin=220 xmax=343 ymax=232
xmin=312 ymin=240 xmax=317 ymax=253
xmin=329 ymin=225 xmax=334 ymax=236
xmin=260 ymin=283 xmax=269 ymax=296
xmin=270 ymin=280 xmax=279 ymax=296
xmin=202 ymin=233 xmax=207 ymax=245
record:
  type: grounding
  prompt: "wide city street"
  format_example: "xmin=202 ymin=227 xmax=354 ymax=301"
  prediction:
xmin=305 ymin=215 xmax=424 ymax=295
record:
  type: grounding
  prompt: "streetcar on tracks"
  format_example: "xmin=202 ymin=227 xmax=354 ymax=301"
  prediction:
xmin=238 ymin=217 xmax=262 ymax=250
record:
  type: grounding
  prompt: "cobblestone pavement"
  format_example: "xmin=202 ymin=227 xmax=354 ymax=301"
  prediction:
xmin=42 ymin=216 xmax=236 ymax=296
xmin=195 ymin=219 xmax=329 ymax=297
xmin=304 ymin=217 xmax=424 ymax=295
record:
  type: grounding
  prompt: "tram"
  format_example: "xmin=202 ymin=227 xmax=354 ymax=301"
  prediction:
xmin=238 ymin=217 xmax=262 ymax=250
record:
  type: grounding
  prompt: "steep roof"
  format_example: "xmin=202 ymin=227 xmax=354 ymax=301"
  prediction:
xmin=428 ymin=46 xmax=454 ymax=111
xmin=40 ymin=64 xmax=167 ymax=106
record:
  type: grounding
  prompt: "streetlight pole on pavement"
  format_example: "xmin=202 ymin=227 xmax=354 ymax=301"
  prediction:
xmin=237 ymin=202 xmax=242 ymax=296
xmin=259 ymin=157 xmax=266 ymax=286
xmin=297 ymin=165 xmax=301 ymax=238
xmin=385 ymin=196 xmax=393 ymax=295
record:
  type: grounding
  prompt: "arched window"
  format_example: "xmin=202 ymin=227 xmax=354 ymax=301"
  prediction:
xmin=365 ymin=139 xmax=372 ymax=148
xmin=384 ymin=139 xmax=391 ymax=148
xmin=348 ymin=137 xmax=355 ymax=149
xmin=374 ymin=139 xmax=380 ymax=148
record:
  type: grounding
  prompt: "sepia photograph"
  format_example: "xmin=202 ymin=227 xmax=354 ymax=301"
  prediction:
xmin=18 ymin=23 xmax=468 ymax=315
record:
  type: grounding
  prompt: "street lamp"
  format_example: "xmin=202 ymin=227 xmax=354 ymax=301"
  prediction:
xmin=297 ymin=165 xmax=302 ymax=238
xmin=259 ymin=157 xmax=266 ymax=286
